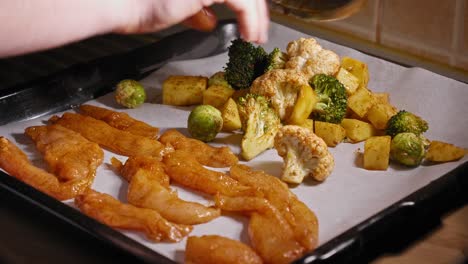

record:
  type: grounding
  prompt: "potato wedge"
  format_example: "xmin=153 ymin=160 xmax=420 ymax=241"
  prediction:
xmin=425 ymin=141 xmax=466 ymax=162
xmin=314 ymin=121 xmax=346 ymax=147
xmin=341 ymin=57 xmax=369 ymax=89
xmin=336 ymin=67 xmax=359 ymax=95
xmin=162 ymin=75 xmax=208 ymax=106
xmin=299 ymin=119 xmax=314 ymax=131
xmin=287 ymin=85 xmax=317 ymax=125
xmin=366 ymin=103 xmax=398 ymax=130
xmin=203 ymin=84 xmax=235 ymax=109
xmin=341 ymin=118 xmax=378 ymax=143
xmin=347 ymin=87 xmax=376 ymax=118
xmin=373 ymin=92 xmax=391 ymax=105
xmin=221 ymin=98 xmax=242 ymax=132
xmin=363 ymin=136 xmax=391 ymax=170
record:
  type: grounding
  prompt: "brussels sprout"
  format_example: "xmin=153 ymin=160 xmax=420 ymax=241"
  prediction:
xmin=115 ymin=79 xmax=146 ymax=108
xmin=187 ymin=105 xmax=223 ymax=142
xmin=390 ymin=132 xmax=426 ymax=166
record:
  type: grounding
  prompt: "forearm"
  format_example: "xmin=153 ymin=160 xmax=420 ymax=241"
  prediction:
xmin=0 ymin=0 xmax=128 ymax=58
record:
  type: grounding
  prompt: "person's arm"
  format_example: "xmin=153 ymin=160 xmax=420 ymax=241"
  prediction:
xmin=0 ymin=0 xmax=127 ymax=57
xmin=0 ymin=0 xmax=269 ymax=58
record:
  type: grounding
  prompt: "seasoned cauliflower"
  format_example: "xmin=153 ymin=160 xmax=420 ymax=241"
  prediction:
xmin=285 ymin=38 xmax=340 ymax=79
xmin=274 ymin=125 xmax=334 ymax=184
xmin=237 ymin=93 xmax=282 ymax=161
xmin=250 ymin=69 xmax=309 ymax=121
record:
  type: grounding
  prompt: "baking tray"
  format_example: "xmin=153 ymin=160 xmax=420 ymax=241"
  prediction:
xmin=1 ymin=20 xmax=467 ymax=264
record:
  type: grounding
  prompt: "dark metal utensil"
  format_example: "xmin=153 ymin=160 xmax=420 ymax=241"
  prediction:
xmin=0 ymin=19 xmax=239 ymax=125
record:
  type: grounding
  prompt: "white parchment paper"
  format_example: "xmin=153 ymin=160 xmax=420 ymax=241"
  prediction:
xmin=1 ymin=23 xmax=467 ymax=263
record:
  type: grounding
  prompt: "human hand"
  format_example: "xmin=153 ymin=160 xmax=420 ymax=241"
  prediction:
xmin=116 ymin=0 xmax=269 ymax=43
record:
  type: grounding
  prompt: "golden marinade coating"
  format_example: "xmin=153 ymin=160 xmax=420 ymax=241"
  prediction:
xmin=74 ymin=189 xmax=193 ymax=242
xmin=229 ymin=164 xmax=319 ymax=251
xmin=0 ymin=137 xmax=93 ymax=200
xmin=79 ymin=104 xmax=159 ymax=139
xmin=158 ymin=129 xmax=238 ymax=168
xmin=114 ymin=156 xmax=221 ymax=225
xmin=185 ymin=235 xmax=263 ymax=264
xmin=214 ymin=194 xmax=305 ymax=264
xmin=162 ymin=150 xmax=253 ymax=197
xmin=25 ymin=124 xmax=104 ymax=182
xmin=50 ymin=112 xmax=169 ymax=158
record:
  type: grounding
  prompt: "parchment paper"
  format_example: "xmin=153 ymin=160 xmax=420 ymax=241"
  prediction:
xmin=1 ymin=22 xmax=467 ymax=263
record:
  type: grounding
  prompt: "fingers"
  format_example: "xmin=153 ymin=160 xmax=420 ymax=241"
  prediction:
xmin=222 ymin=0 xmax=269 ymax=43
xmin=182 ymin=7 xmax=218 ymax=32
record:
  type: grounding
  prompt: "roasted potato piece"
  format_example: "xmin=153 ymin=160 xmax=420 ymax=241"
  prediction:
xmin=373 ymin=92 xmax=391 ymax=105
xmin=341 ymin=118 xmax=378 ymax=143
xmin=425 ymin=141 xmax=466 ymax=162
xmin=347 ymin=87 xmax=376 ymax=118
xmin=299 ymin=119 xmax=314 ymax=131
xmin=162 ymin=75 xmax=208 ymax=106
xmin=341 ymin=56 xmax=369 ymax=89
xmin=314 ymin=121 xmax=346 ymax=147
xmin=203 ymin=84 xmax=235 ymax=109
xmin=221 ymin=98 xmax=242 ymax=132
xmin=363 ymin=136 xmax=391 ymax=170
xmin=336 ymin=67 xmax=359 ymax=95
xmin=366 ymin=103 xmax=398 ymax=130
xmin=287 ymin=85 xmax=317 ymax=125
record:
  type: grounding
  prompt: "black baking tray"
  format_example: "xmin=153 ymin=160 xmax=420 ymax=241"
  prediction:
xmin=1 ymin=20 xmax=467 ymax=264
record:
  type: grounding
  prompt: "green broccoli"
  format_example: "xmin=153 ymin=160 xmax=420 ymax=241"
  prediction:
xmin=390 ymin=132 xmax=426 ymax=166
xmin=224 ymin=38 xmax=268 ymax=90
xmin=208 ymin=71 xmax=232 ymax=88
xmin=265 ymin=47 xmax=287 ymax=72
xmin=309 ymin=74 xmax=348 ymax=124
xmin=386 ymin=110 xmax=428 ymax=138
xmin=236 ymin=93 xmax=281 ymax=161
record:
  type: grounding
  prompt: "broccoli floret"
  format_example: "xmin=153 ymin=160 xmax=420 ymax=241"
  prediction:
xmin=265 ymin=48 xmax=287 ymax=72
xmin=386 ymin=110 xmax=428 ymax=138
xmin=208 ymin=71 xmax=232 ymax=88
xmin=224 ymin=38 xmax=268 ymax=90
xmin=309 ymin=74 xmax=348 ymax=124
xmin=236 ymin=93 xmax=281 ymax=161
xmin=390 ymin=132 xmax=426 ymax=166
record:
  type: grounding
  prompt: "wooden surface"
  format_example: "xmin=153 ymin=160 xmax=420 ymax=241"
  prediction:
xmin=371 ymin=204 xmax=468 ymax=264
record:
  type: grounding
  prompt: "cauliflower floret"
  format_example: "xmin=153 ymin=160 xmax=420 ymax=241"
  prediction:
xmin=274 ymin=125 xmax=334 ymax=184
xmin=250 ymin=69 xmax=309 ymax=121
xmin=237 ymin=94 xmax=282 ymax=161
xmin=285 ymin=37 xmax=340 ymax=79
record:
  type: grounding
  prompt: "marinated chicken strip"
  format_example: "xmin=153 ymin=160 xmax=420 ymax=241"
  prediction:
xmin=50 ymin=113 xmax=169 ymax=158
xmin=215 ymin=195 xmax=305 ymax=264
xmin=163 ymin=150 xmax=255 ymax=197
xmin=112 ymin=156 xmax=221 ymax=225
xmin=25 ymin=125 xmax=104 ymax=182
xmin=111 ymin=156 xmax=170 ymax=188
xmin=230 ymin=164 xmax=319 ymax=251
xmin=75 ymin=189 xmax=192 ymax=242
xmin=79 ymin=104 xmax=159 ymax=139
xmin=159 ymin=129 xmax=238 ymax=168
xmin=0 ymin=137 xmax=93 ymax=200
xmin=185 ymin=235 xmax=263 ymax=264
